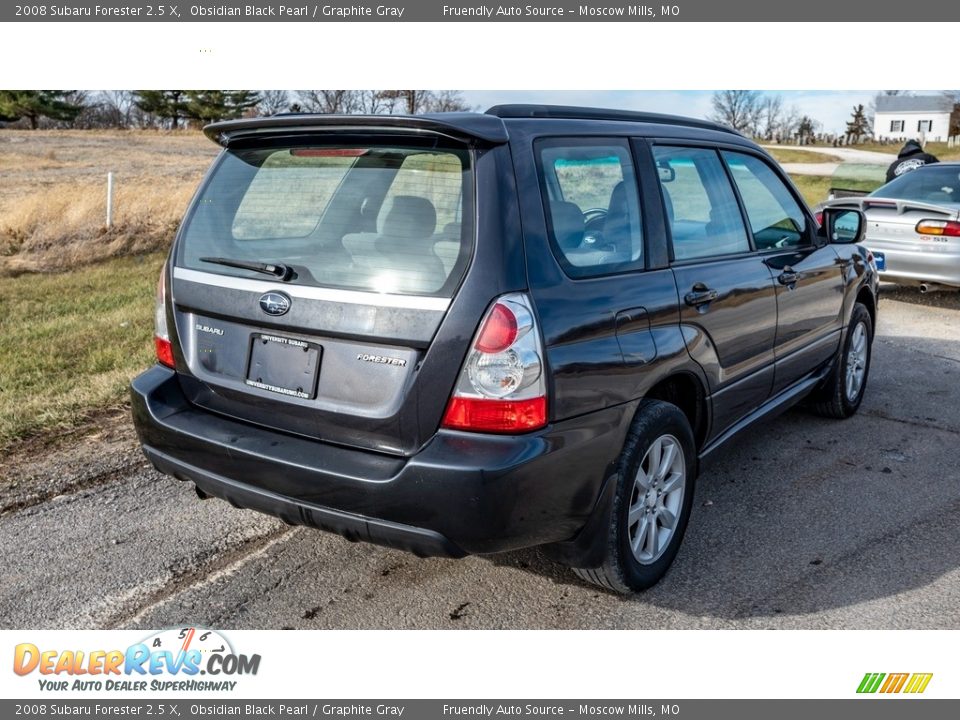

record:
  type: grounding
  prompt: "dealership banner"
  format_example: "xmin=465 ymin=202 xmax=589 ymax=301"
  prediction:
xmin=3 ymin=0 xmax=958 ymax=22
xmin=2 ymin=630 xmax=957 ymax=702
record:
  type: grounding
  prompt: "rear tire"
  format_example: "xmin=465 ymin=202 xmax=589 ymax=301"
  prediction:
xmin=572 ymin=399 xmax=696 ymax=594
xmin=811 ymin=302 xmax=873 ymax=419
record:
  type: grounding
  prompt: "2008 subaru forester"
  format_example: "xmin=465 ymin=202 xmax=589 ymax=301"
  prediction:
xmin=131 ymin=105 xmax=878 ymax=593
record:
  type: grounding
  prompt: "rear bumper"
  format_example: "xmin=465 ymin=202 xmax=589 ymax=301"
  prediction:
xmin=867 ymin=244 xmax=960 ymax=287
xmin=131 ymin=365 xmax=631 ymax=558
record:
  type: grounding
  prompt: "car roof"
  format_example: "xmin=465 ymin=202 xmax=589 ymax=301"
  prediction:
xmin=204 ymin=104 xmax=746 ymax=148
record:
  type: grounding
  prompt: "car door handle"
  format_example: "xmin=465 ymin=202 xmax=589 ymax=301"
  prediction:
xmin=778 ymin=268 xmax=799 ymax=285
xmin=684 ymin=284 xmax=719 ymax=307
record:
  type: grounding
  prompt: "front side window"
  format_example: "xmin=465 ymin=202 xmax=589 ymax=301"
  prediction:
xmin=653 ymin=146 xmax=750 ymax=261
xmin=536 ymin=139 xmax=644 ymax=277
xmin=722 ymin=151 xmax=809 ymax=250
xmin=178 ymin=144 xmax=471 ymax=297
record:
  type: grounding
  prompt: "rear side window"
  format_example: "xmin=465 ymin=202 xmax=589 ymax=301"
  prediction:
xmin=536 ymin=139 xmax=644 ymax=278
xmin=653 ymin=146 xmax=750 ymax=261
xmin=722 ymin=151 xmax=809 ymax=250
xmin=178 ymin=145 xmax=471 ymax=297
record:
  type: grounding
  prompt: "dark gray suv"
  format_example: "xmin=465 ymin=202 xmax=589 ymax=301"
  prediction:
xmin=131 ymin=105 xmax=878 ymax=593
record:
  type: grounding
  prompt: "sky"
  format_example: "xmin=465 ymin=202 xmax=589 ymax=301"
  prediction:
xmin=462 ymin=90 xmax=947 ymax=134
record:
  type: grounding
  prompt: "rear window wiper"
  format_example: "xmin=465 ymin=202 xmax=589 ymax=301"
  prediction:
xmin=200 ymin=257 xmax=294 ymax=281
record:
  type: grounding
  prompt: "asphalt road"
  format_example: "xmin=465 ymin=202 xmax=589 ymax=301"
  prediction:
xmin=2 ymin=286 xmax=959 ymax=630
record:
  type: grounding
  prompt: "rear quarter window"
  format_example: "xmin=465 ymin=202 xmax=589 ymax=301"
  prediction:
xmin=536 ymin=138 xmax=645 ymax=278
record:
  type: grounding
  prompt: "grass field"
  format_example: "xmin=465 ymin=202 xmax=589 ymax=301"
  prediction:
xmin=0 ymin=130 xmax=215 ymax=275
xmin=766 ymin=147 xmax=842 ymax=164
xmin=790 ymin=175 xmax=881 ymax=206
xmin=0 ymin=253 xmax=164 ymax=449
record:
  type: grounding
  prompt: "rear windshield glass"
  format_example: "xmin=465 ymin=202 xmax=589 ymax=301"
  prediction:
xmin=871 ymin=165 xmax=960 ymax=206
xmin=177 ymin=144 xmax=472 ymax=296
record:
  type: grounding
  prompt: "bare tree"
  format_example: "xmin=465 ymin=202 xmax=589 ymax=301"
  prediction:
xmin=102 ymin=90 xmax=136 ymax=127
xmin=758 ymin=94 xmax=784 ymax=141
xmin=779 ymin=104 xmax=802 ymax=142
xmin=257 ymin=90 xmax=290 ymax=116
xmin=425 ymin=90 xmax=472 ymax=112
xmin=708 ymin=90 xmax=762 ymax=135
xmin=378 ymin=90 xmax=429 ymax=114
xmin=295 ymin=90 xmax=362 ymax=114
xmin=881 ymin=90 xmax=912 ymax=96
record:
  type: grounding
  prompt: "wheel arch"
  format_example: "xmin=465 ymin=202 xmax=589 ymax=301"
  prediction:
xmin=641 ymin=371 xmax=708 ymax=451
xmin=855 ymin=284 xmax=877 ymax=330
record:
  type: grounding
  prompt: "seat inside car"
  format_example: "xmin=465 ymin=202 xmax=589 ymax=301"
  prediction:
xmin=342 ymin=195 xmax=447 ymax=293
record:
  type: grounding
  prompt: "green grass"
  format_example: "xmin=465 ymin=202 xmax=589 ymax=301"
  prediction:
xmin=766 ymin=148 xmax=841 ymax=164
xmin=790 ymin=175 xmax=881 ymax=207
xmin=0 ymin=253 xmax=164 ymax=449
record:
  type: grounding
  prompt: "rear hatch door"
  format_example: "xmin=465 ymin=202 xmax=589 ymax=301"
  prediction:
xmin=169 ymin=133 xmax=480 ymax=456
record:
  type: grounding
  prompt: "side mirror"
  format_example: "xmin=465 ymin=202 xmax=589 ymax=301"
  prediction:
xmin=818 ymin=208 xmax=866 ymax=245
xmin=656 ymin=161 xmax=676 ymax=183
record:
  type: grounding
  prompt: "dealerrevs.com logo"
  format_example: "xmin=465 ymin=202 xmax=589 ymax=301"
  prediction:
xmin=13 ymin=627 xmax=260 ymax=693
xmin=857 ymin=672 xmax=933 ymax=694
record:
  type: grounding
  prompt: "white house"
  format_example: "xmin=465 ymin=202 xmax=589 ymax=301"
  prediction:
xmin=874 ymin=95 xmax=958 ymax=143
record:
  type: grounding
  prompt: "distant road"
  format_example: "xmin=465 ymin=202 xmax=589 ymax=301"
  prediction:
xmin=766 ymin=145 xmax=896 ymax=176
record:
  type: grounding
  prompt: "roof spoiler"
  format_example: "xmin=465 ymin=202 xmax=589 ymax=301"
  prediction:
xmin=203 ymin=113 xmax=509 ymax=146
xmin=822 ymin=196 xmax=958 ymax=217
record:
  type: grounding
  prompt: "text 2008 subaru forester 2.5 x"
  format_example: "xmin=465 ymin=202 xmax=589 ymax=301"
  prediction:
xmin=131 ymin=105 xmax=879 ymax=593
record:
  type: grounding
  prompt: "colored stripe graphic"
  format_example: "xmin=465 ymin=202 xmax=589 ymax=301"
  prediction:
xmin=857 ymin=672 xmax=932 ymax=694
xmin=857 ymin=673 xmax=885 ymax=693
xmin=880 ymin=673 xmax=909 ymax=693
xmin=904 ymin=673 xmax=933 ymax=694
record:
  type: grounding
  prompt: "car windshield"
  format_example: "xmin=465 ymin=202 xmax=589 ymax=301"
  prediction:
xmin=870 ymin=165 xmax=960 ymax=207
xmin=177 ymin=143 xmax=473 ymax=297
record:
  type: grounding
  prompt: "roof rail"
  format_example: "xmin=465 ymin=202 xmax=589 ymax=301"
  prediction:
xmin=485 ymin=104 xmax=741 ymax=136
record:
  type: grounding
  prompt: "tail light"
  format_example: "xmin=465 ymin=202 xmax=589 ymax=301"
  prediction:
xmin=441 ymin=294 xmax=547 ymax=433
xmin=916 ymin=219 xmax=960 ymax=237
xmin=814 ymin=211 xmax=823 ymax=227
xmin=155 ymin=265 xmax=175 ymax=368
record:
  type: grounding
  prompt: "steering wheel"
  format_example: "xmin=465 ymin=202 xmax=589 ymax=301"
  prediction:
xmin=582 ymin=207 xmax=608 ymax=226
xmin=582 ymin=207 xmax=608 ymax=242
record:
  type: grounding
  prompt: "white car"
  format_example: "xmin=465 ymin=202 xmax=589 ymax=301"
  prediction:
xmin=820 ymin=162 xmax=960 ymax=292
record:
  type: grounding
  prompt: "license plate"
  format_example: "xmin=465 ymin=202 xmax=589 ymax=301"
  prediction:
xmin=873 ymin=251 xmax=886 ymax=271
xmin=246 ymin=334 xmax=321 ymax=399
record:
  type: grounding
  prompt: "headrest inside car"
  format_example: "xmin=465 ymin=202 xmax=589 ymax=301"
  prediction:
xmin=379 ymin=196 xmax=437 ymax=239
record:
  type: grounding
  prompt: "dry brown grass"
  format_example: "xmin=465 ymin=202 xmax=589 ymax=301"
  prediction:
xmin=0 ymin=129 xmax=217 ymax=275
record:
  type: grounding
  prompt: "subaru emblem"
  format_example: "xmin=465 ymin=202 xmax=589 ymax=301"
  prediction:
xmin=259 ymin=292 xmax=291 ymax=316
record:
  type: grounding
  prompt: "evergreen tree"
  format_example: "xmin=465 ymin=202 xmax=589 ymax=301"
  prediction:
xmin=133 ymin=91 xmax=189 ymax=129
xmin=185 ymin=91 xmax=260 ymax=123
xmin=845 ymin=104 xmax=870 ymax=142
xmin=0 ymin=91 xmax=84 ymax=129
xmin=797 ymin=116 xmax=818 ymax=144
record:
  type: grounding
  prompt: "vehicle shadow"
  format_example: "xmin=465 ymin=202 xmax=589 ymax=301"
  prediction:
xmin=880 ymin=282 xmax=960 ymax=310
xmin=484 ymin=332 xmax=960 ymax=624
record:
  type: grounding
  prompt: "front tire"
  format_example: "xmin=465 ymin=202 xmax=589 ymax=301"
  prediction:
xmin=812 ymin=302 xmax=873 ymax=419
xmin=573 ymin=400 xmax=696 ymax=594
